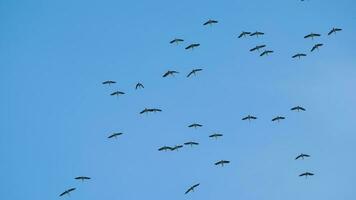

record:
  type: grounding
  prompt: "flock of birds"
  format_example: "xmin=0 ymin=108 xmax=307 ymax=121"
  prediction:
xmin=58 ymin=17 xmax=342 ymax=197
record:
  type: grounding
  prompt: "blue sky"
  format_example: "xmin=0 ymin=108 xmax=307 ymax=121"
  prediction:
xmin=1 ymin=0 xmax=356 ymax=199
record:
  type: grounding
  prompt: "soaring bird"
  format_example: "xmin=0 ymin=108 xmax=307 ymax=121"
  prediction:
xmin=242 ymin=115 xmax=257 ymax=121
xmin=209 ymin=133 xmax=223 ymax=139
xmin=59 ymin=188 xmax=76 ymax=197
xmin=272 ymin=116 xmax=285 ymax=122
xmin=135 ymin=82 xmax=144 ymax=89
xmin=291 ymin=106 xmax=306 ymax=112
xmin=299 ymin=172 xmax=314 ymax=178
xmin=102 ymin=80 xmax=116 ymax=85
xmin=292 ymin=53 xmax=307 ymax=59
xmin=172 ymin=145 xmax=184 ymax=151
xmin=163 ymin=70 xmax=179 ymax=77
xmin=108 ymin=132 xmax=123 ymax=139
xmin=328 ymin=27 xmax=342 ymax=35
xmin=170 ymin=38 xmax=184 ymax=44
xmin=215 ymin=160 xmax=230 ymax=166
xmin=203 ymin=19 xmax=218 ymax=26
xmin=185 ymin=183 xmax=200 ymax=194
xmin=140 ymin=108 xmax=162 ymax=114
xmin=188 ymin=123 xmax=203 ymax=128
xmin=185 ymin=43 xmax=200 ymax=50
xmin=75 ymin=176 xmax=91 ymax=181
xmin=150 ymin=108 xmax=162 ymax=112
xmin=187 ymin=69 xmax=203 ymax=78
xmin=238 ymin=31 xmax=251 ymax=38
xmin=250 ymin=45 xmax=266 ymax=52
xmin=260 ymin=50 xmax=273 ymax=56
xmin=250 ymin=31 xmax=264 ymax=37
xmin=304 ymin=33 xmax=321 ymax=39
xmin=295 ymin=153 xmax=310 ymax=160
xmin=311 ymin=43 xmax=323 ymax=52
xmin=110 ymin=91 xmax=125 ymax=96
xmin=158 ymin=146 xmax=174 ymax=151
xmin=184 ymin=141 xmax=199 ymax=146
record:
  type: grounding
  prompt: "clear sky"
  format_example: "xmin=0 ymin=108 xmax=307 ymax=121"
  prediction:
xmin=1 ymin=0 xmax=356 ymax=199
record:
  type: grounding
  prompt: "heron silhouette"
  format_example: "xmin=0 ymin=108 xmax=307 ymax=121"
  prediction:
xmin=135 ymin=82 xmax=144 ymax=89
xmin=170 ymin=38 xmax=184 ymax=44
xmin=185 ymin=43 xmax=200 ymax=50
xmin=158 ymin=146 xmax=174 ymax=151
xmin=295 ymin=153 xmax=310 ymax=160
xmin=260 ymin=50 xmax=273 ymax=56
xmin=187 ymin=69 xmax=203 ymax=78
xmin=242 ymin=115 xmax=257 ymax=121
xmin=292 ymin=53 xmax=307 ymax=59
xmin=163 ymin=70 xmax=179 ymax=77
xmin=102 ymin=80 xmax=116 ymax=85
xmin=304 ymin=33 xmax=321 ymax=39
xmin=291 ymin=106 xmax=306 ymax=112
xmin=238 ymin=31 xmax=251 ymax=38
xmin=311 ymin=43 xmax=323 ymax=52
xmin=108 ymin=132 xmax=123 ymax=139
xmin=299 ymin=172 xmax=314 ymax=178
xmin=203 ymin=19 xmax=218 ymax=26
xmin=110 ymin=91 xmax=125 ymax=97
xmin=185 ymin=183 xmax=200 ymax=194
xmin=272 ymin=116 xmax=285 ymax=122
xmin=209 ymin=133 xmax=223 ymax=139
xmin=250 ymin=45 xmax=266 ymax=52
xmin=59 ymin=188 xmax=76 ymax=197
xmin=188 ymin=123 xmax=203 ymax=129
xmin=250 ymin=31 xmax=264 ymax=37
xmin=75 ymin=176 xmax=91 ymax=181
xmin=184 ymin=141 xmax=199 ymax=147
xmin=215 ymin=160 xmax=230 ymax=166
xmin=328 ymin=27 xmax=342 ymax=35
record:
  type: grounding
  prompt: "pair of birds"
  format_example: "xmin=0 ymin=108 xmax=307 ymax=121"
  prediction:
xmin=248 ymin=44 xmax=274 ymax=57
xmin=163 ymin=69 xmax=203 ymax=78
xmin=59 ymin=177 xmax=91 ymax=196
xmin=295 ymin=153 xmax=314 ymax=178
xmin=238 ymin=31 xmax=265 ymax=38
xmin=304 ymin=28 xmax=342 ymax=39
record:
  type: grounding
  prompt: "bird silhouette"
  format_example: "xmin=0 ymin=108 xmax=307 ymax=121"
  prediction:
xmin=260 ymin=50 xmax=273 ymax=56
xmin=203 ymin=19 xmax=218 ymax=26
xmin=163 ymin=70 xmax=179 ymax=77
xmin=188 ymin=123 xmax=203 ymax=128
xmin=242 ymin=115 xmax=257 ymax=121
xmin=291 ymin=106 xmax=306 ymax=112
xmin=110 ymin=91 xmax=125 ymax=96
xmin=170 ymin=38 xmax=184 ymax=44
xmin=158 ymin=146 xmax=174 ymax=151
xmin=311 ymin=43 xmax=323 ymax=52
xmin=238 ymin=31 xmax=251 ymax=38
xmin=299 ymin=172 xmax=314 ymax=178
xmin=187 ymin=69 xmax=203 ymax=78
xmin=215 ymin=160 xmax=230 ymax=166
xmin=328 ymin=27 xmax=342 ymax=35
xmin=108 ymin=132 xmax=123 ymax=139
xmin=140 ymin=108 xmax=162 ymax=114
xmin=292 ymin=53 xmax=307 ymax=59
xmin=75 ymin=176 xmax=91 ymax=181
xmin=304 ymin=33 xmax=321 ymax=39
xmin=209 ymin=133 xmax=223 ymax=139
xmin=184 ymin=141 xmax=199 ymax=146
xmin=172 ymin=145 xmax=184 ymax=151
xmin=185 ymin=43 xmax=200 ymax=50
xmin=250 ymin=45 xmax=266 ymax=52
xmin=135 ymin=82 xmax=144 ymax=89
xmin=295 ymin=153 xmax=310 ymax=160
xmin=250 ymin=31 xmax=264 ymax=37
xmin=59 ymin=188 xmax=76 ymax=197
xmin=102 ymin=80 xmax=116 ymax=85
xmin=185 ymin=183 xmax=200 ymax=194
xmin=272 ymin=116 xmax=285 ymax=122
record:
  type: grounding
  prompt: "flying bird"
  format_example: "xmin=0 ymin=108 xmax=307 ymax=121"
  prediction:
xmin=311 ymin=43 xmax=323 ymax=52
xmin=250 ymin=45 xmax=266 ymax=52
xmin=135 ymin=82 xmax=144 ymax=89
xmin=291 ymin=106 xmax=306 ymax=112
xmin=215 ymin=160 xmax=230 ymax=166
xmin=295 ymin=153 xmax=311 ymax=160
xmin=185 ymin=43 xmax=200 ymax=50
xmin=184 ymin=141 xmax=199 ymax=146
xmin=272 ymin=116 xmax=285 ymax=122
xmin=172 ymin=145 xmax=184 ymax=151
xmin=188 ymin=123 xmax=203 ymax=128
xmin=110 ymin=91 xmax=125 ymax=96
xmin=59 ymin=188 xmax=76 ymax=197
xmin=158 ymin=146 xmax=174 ymax=151
xmin=304 ymin=33 xmax=321 ymax=39
xmin=187 ymin=69 xmax=203 ymax=78
xmin=299 ymin=172 xmax=314 ymax=178
xmin=328 ymin=27 xmax=342 ymax=35
xmin=140 ymin=108 xmax=162 ymax=114
xmin=185 ymin=183 xmax=200 ymax=194
xmin=209 ymin=133 xmax=223 ymax=139
xmin=203 ymin=19 xmax=218 ymax=26
xmin=260 ymin=50 xmax=273 ymax=56
xmin=242 ymin=115 xmax=257 ymax=121
xmin=238 ymin=31 xmax=251 ymax=38
xmin=108 ymin=132 xmax=123 ymax=139
xmin=102 ymin=80 xmax=116 ymax=85
xmin=163 ymin=70 xmax=179 ymax=77
xmin=250 ymin=31 xmax=264 ymax=37
xmin=292 ymin=53 xmax=307 ymax=59
xmin=75 ymin=176 xmax=91 ymax=181
xmin=170 ymin=38 xmax=184 ymax=44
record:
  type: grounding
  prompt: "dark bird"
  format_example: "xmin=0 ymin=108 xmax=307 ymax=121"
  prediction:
xmin=188 ymin=123 xmax=203 ymax=128
xmin=108 ymin=132 xmax=123 ymax=139
xmin=203 ymin=19 xmax=218 ymax=26
xmin=209 ymin=133 xmax=223 ymax=139
xmin=250 ymin=31 xmax=264 ymax=37
xmin=272 ymin=116 xmax=285 ymax=122
xmin=295 ymin=153 xmax=311 ymax=160
xmin=185 ymin=183 xmax=200 ymax=194
xmin=260 ymin=50 xmax=273 ymax=56
xmin=184 ymin=141 xmax=199 ymax=146
xmin=110 ymin=91 xmax=125 ymax=96
xmin=304 ymin=33 xmax=321 ymax=39
xmin=75 ymin=176 xmax=91 ymax=181
xmin=163 ymin=70 xmax=179 ymax=77
xmin=311 ymin=43 xmax=323 ymax=52
xmin=172 ymin=145 xmax=184 ymax=151
xmin=242 ymin=115 xmax=257 ymax=121
xmin=59 ymin=188 xmax=76 ymax=197
xmin=215 ymin=160 xmax=230 ymax=166
xmin=170 ymin=38 xmax=184 ymax=44
xmin=150 ymin=108 xmax=162 ymax=112
xmin=140 ymin=108 xmax=162 ymax=114
xmin=238 ymin=31 xmax=251 ymax=38
xmin=187 ymin=69 xmax=203 ymax=78
xmin=135 ymin=82 xmax=144 ymax=89
xmin=328 ymin=27 xmax=342 ymax=35
xmin=250 ymin=45 xmax=266 ymax=52
xmin=292 ymin=53 xmax=307 ymax=59
xmin=299 ymin=172 xmax=314 ymax=178
xmin=185 ymin=43 xmax=200 ymax=50
xmin=102 ymin=80 xmax=116 ymax=85
xmin=158 ymin=146 xmax=174 ymax=151
xmin=291 ymin=106 xmax=306 ymax=112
